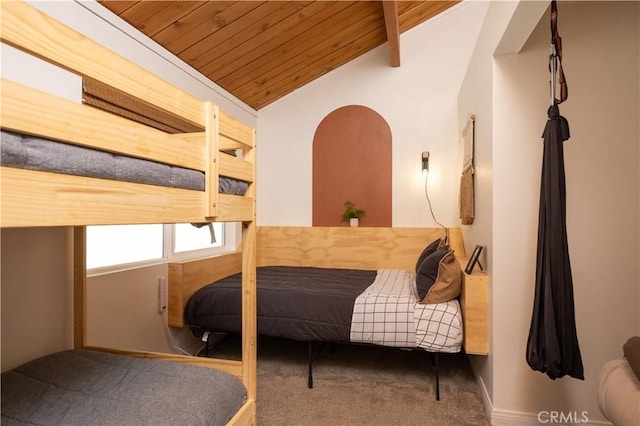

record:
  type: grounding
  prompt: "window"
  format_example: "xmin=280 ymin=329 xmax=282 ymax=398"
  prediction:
xmin=87 ymin=224 xmax=163 ymax=269
xmin=174 ymin=223 xmax=222 ymax=253
xmin=87 ymin=222 xmax=233 ymax=271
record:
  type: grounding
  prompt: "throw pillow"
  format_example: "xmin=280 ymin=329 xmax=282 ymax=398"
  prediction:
xmin=416 ymin=248 xmax=449 ymax=299
xmin=417 ymin=250 xmax=462 ymax=304
xmin=415 ymin=238 xmax=448 ymax=274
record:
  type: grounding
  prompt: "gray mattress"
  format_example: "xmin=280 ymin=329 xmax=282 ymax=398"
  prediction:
xmin=185 ymin=266 xmax=378 ymax=343
xmin=1 ymin=130 xmax=248 ymax=194
xmin=1 ymin=349 xmax=247 ymax=426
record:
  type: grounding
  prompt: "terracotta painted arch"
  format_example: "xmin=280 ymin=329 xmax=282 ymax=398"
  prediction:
xmin=312 ymin=105 xmax=392 ymax=227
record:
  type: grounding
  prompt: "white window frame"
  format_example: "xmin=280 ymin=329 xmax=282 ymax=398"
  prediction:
xmin=87 ymin=222 xmax=240 ymax=277
xmin=164 ymin=222 xmax=239 ymax=263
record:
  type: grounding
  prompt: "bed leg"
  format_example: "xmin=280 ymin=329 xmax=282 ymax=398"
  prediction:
xmin=308 ymin=341 xmax=314 ymax=389
xmin=431 ymin=352 xmax=440 ymax=401
xmin=203 ymin=332 xmax=211 ymax=357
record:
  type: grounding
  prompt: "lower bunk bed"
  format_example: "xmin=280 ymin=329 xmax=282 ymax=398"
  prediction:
xmin=1 ymin=349 xmax=248 ymax=426
xmin=1 ymin=223 xmax=257 ymax=426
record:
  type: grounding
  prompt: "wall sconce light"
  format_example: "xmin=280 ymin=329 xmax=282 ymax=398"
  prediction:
xmin=421 ymin=151 xmax=429 ymax=174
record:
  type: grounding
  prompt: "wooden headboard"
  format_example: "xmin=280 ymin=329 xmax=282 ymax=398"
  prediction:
xmin=257 ymin=226 xmax=463 ymax=270
xmin=168 ymin=226 xmax=488 ymax=355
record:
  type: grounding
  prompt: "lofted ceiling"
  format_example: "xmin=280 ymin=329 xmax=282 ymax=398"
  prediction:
xmin=98 ymin=1 xmax=460 ymax=110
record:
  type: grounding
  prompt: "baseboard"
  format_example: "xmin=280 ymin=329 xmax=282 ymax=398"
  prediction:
xmin=491 ymin=409 xmax=546 ymax=426
xmin=470 ymin=372 xmax=612 ymax=426
xmin=473 ymin=368 xmax=493 ymax=422
xmin=490 ymin=408 xmax=613 ymax=425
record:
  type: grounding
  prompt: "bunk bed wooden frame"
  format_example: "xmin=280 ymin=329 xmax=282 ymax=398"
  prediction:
xmin=1 ymin=2 xmax=256 ymax=425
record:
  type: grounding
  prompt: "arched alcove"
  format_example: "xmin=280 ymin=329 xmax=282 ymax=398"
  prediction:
xmin=312 ymin=105 xmax=392 ymax=227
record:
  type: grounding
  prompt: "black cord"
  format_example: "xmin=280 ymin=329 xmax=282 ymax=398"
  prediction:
xmin=424 ymin=172 xmax=449 ymax=243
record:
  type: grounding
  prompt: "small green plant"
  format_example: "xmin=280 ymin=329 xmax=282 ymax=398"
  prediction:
xmin=341 ymin=200 xmax=365 ymax=222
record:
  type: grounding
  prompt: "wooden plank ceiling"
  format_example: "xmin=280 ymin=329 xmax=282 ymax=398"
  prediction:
xmin=99 ymin=1 xmax=459 ymax=110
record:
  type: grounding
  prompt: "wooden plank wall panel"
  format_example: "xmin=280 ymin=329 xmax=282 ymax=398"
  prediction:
xmin=167 ymin=251 xmax=243 ymax=327
xmin=256 ymin=226 xmax=447 ymax=271
xmin=460 ymin=272 xmax=489 ymax=355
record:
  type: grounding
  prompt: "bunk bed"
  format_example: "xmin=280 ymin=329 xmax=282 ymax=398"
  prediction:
xmin=0 ymin=2 xmax=256 ymax=425
xmin=168 ymin=226 xmax=489 ymax=400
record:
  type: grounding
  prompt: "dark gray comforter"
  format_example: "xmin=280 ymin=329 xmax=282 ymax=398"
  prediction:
xmin=185 ymin=266 xmax=377 ymax=343
xmin=1 ymin=349 xmax=246 ymax=426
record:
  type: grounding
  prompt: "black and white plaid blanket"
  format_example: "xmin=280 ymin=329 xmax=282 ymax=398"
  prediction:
xmin=414 ymin=299 xmax=462 ymax=353
xmin=350 ymin=269 xmax=462 ymax=352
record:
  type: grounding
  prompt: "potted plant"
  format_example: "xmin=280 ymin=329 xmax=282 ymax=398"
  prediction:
xmin=341 ymin=200 xmax=365 ymax=227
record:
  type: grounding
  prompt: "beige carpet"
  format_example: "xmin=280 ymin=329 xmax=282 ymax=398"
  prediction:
xmin=211 ymin=336 xmax=489 ymax=426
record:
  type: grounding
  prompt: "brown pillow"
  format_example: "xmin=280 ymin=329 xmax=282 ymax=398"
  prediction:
xmin=417 ymin=250 xmax=462 ymax=304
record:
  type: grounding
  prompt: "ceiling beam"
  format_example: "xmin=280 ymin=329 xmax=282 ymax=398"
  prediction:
xmin=382 ymin=0 xmax=400 ymax=67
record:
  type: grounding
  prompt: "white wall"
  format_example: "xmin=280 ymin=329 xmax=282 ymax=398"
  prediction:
xmin=256 ymin=1 xmax=489 ymax=227
xmin=86 ymin=265 xmax=200 ymax=354
xmin=457 ymin=0 xmax=549 ymax=415
xmin=457 ymin=0 xmax=520 ymax=410
xmin=491 ymin=1 xmax=639 ymax=424
xmin=1 ymin=228 xmax=74 ymax=372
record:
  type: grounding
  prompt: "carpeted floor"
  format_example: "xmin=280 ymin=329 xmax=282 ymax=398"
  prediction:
xmin=210 ymin=336 xmax=489 ymax=426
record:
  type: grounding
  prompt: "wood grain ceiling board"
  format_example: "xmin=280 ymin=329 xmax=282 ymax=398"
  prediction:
xmin=188 ymin=2 xmax=311 ymax=70
xmin=149 ymin=2 xmax=239 ymax=51
xmin=224 ymin=2 xmax=383 ymax=103
xmin=131 ymin=2 xmax=205 ymax=37
xmin=398 ymin=1 xmax=459 ymax=30
xmin=199 ymin=1 xmax=339 ymax=82
xmin=99 ymin=1 xmax=137 ymax=15
xmin=98 ymin=1 xmax=460 ymax=110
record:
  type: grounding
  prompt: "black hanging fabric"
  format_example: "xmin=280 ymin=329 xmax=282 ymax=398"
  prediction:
xmin=525 ymin=0 xmax=584 ymax=380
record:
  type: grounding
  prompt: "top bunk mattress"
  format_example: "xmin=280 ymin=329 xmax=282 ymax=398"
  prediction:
xmin=1 ymin=349 xmax=247 ymax=426
xmin=0 ymin=130 xmax=248 ymax=195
